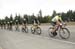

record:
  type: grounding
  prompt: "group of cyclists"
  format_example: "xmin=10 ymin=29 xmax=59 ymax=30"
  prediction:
xmin=0 ymin=20 xmax=13 ymax=30
xmin=0 ymin=14 xmax=65 ymax=37
xmin=0 ymin=17 xmax=40 ymax=30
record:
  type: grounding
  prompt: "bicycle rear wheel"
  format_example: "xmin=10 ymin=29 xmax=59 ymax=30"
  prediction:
xmin=48 ymin=27 xmax=57 ymax=37
xmin=22 ymin=28 xmax=25 ymax=32
xmin=59 ymin=28 xmax=70 ymax=39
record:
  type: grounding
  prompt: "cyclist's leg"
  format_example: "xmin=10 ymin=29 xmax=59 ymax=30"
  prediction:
xmin=52 ymin=21 xmax=61 ymax=32
xmin=24 ymin=23 xmax=26 ymax=28
xmin=33 ymin=23 xmax=36 ymax=29
xmin=22 ymin=23 xmax=24 ymax=28
xmin=15 ymin=25 xmax=17 ymax=30
xmin=33 ymin=25 xmax=36 ymax=29
xmin=51 ymin=22 xmax=58 ymax=33
xmin=34 ymin=22 xmax=38 ymax=28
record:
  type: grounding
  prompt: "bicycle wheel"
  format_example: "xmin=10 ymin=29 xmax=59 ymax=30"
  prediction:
xmin=25 ymin=27 xmax=28 ymax=33
xmin=35 ymin=27 xmax=41 ymax=35
xmin=31 ymin=27 xmax=35 ymax=34
xmin=15 ymin=26 xmax=19 ymax=31
xmin=48 ymin=27 xmax=56 ymax=37
xmin=59 ymin=28 xmax=70 ymax=39
xmin=22 ymin=28 xmax=25 ymax=32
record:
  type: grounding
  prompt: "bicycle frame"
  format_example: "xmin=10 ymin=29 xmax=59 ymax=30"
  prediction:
xmin=56 ymin=23 xmax=66 ymax=31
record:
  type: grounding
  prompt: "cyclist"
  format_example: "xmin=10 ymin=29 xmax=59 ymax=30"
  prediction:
xmin=15 ymin=20 xmax=19 ymax=31
xmin=9 ymin=20 xmax=13 ymax=30
xmin=3 ymin=21 xmax=6 ymax=29
xmin=32 ymin=17 xmax=40 ymax=29
xmin=7 ymin=21 xmax=10 ymax=29
xmin=1 ymin=20 xmax=3 ymax=29
xmin=21 ymin=18 xmax=28 ymax=32
xmin=22 ymin=18 xmax=28 ymax=28
xmin=51 ymin=14 xmax=63 ymax=36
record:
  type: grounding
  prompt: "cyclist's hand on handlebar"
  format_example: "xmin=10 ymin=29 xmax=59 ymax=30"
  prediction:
xmin=61 ymin=22 xmax=67 ymax=26
xmin=60 ymin=23 xmax=62 ymax=26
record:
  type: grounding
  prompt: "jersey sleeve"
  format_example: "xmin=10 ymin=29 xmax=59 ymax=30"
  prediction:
xmin=59 ymin=17 xmax=62 ymax=21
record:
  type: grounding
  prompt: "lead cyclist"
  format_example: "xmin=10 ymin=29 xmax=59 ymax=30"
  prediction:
xmin=51 ymin=14 xmax=63 ymax=36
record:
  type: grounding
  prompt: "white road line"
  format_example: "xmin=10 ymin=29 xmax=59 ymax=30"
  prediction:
xmin=29 ymin=33 xmax=75 ymax=45
xmin=31 ymin=34 xmax=75 ymax=45
xmin=44 ymin=37 xmax=75 ymax=45
xmin=2 ymin=29 xmax=75 ymax=45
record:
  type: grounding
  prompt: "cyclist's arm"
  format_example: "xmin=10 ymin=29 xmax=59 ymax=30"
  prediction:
xmin=59 ymin=17 xmax=64 ymax=23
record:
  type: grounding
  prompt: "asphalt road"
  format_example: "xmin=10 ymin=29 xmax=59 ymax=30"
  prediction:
xmin=38 ymin=25 xmax=75 ymax=43
xmin=1 ymin=25 xmax=75 ymax=43
xmin=21 ymin=25 xmax=75 ymax=43
xmin=0 ymin=25 xmax=75 ymax=49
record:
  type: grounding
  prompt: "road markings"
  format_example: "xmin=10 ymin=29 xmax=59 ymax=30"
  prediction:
xmin=30 ymin=34 xmax=75 ymax=45
xmin=44 ymin=37 xmax=75 ymax=45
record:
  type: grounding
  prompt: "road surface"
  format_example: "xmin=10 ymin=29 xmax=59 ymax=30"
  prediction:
xmin=0 ymin=25 xmax=75 ymax=49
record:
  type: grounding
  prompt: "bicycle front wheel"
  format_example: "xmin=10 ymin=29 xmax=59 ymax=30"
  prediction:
xmin=25 ymin=27 xmax=28 ymax=33
xmin=31 ymin=27 xmax=35 ymax=34
xmin=59 ymin=28 xmax=70 ymax=39
xmin=35 ymin=27 xmax=41 ymax=35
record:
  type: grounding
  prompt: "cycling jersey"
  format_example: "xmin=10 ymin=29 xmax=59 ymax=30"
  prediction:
xmin=52 ymin=15 xmax=62 ymax=22
xmin=32 ymin=19 xmax=39 ymax=24
xmin=23 ymin=18 xmax=27 ymax=24
xmin=15 ymin=20 xmax=19 ymax=25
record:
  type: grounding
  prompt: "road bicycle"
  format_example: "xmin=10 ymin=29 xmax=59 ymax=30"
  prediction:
xmin=48 ymin=23 xmax=70 ymax=39
xmin=31 ymin=25 xmax=41 ymax=35
xmin=21 ymin=25 xmax=28 ymax=33
xmin=15 ymin=24 xmax=19 ymax=31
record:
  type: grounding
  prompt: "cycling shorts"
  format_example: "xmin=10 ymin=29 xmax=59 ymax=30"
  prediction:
xmin=51 ymin=21 xmax=56 ymax=26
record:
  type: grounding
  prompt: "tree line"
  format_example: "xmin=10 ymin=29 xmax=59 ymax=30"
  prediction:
xmin=0 ymin=10 xmax=75 ymax=25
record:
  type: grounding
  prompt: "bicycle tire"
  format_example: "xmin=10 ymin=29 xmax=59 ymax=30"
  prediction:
xmin=25 ymin=27 xmax=28 ymax=33
xmin=48 ymin=27 xmax=57 ymax=37
xmin=31 ymin=27 xmax=35 ymax=34
xmin=22 ymin=28 xmax=25 ymax=32
xmin=59 ymin=28 xmax=70 ymax=39
xmin=35 ymin=27 xmax=41 ymax=35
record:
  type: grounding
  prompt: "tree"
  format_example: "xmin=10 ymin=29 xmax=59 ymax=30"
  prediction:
xmin=5 ymin=16 xmax=10 ymax=24
xmin=42 ymin=15 xmax=51 ymax=23
xmin=61 ymin=12 xmax=67 ymax=22
xmin=18 ymin=14 xmax=22 ymax=24
xmin=72 ymin=11 xmax=75 ymax=21
xmin=39 ymin=10 xmax=42 ymax=17
xmin=66 ymin=10 xmax=73 ymax=21
xmin=38 ymin=10 xmax=43 ymax=23
xmin=30 ymin=13 xmax=36 ymax=24
xmin=10 ymin=14 xmax=13 ymax=21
